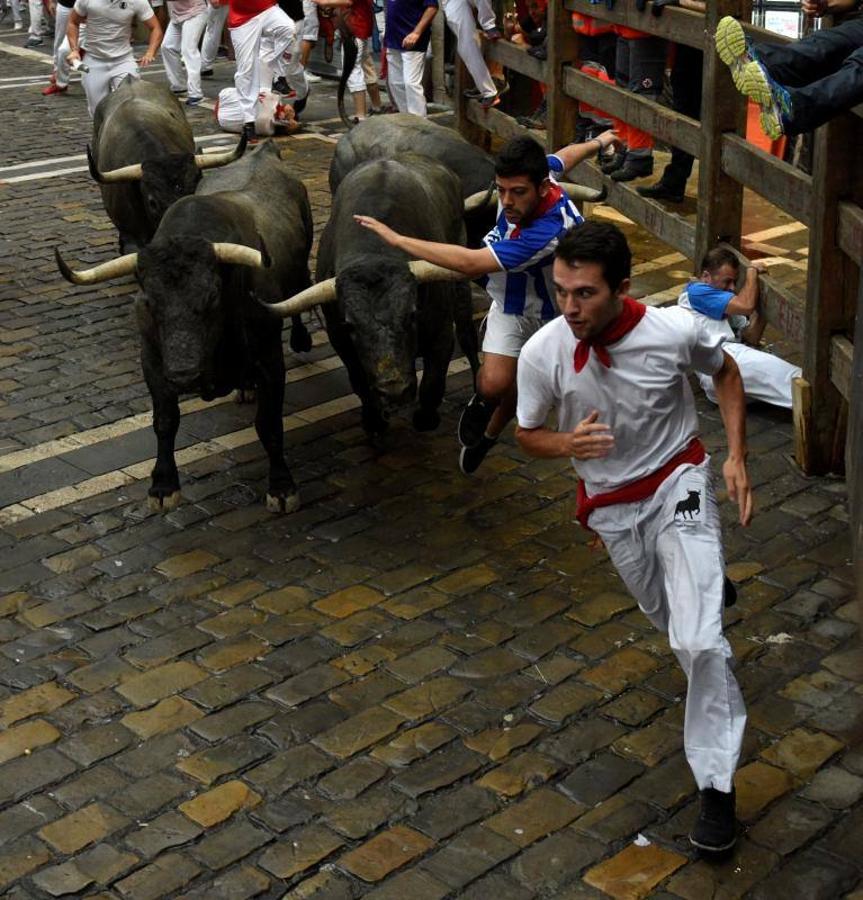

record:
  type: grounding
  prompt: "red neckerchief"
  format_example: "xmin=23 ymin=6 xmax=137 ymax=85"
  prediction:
xmin=510 ymin=183 xmax=563 ymax=238
xmin=573 ymin=296 xmax=646 ymax=373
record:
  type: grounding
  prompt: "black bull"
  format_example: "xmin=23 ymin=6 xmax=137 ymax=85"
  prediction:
xmin=58 ymin=141 xmax=313 ymax=513
xmin=89 ymin=77 xmax=246 ymax=253
xmin=315 ymin=156 xmax=480 ymax=435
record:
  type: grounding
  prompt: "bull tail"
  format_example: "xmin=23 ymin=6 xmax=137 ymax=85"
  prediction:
xmin=337 ymin=18 xmax=358 ymax=130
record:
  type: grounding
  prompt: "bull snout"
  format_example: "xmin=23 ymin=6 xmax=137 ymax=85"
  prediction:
xmin=164 ymin=365 xmax=201 ymax=393
xmin=373 ymin=358 xmax=415 ymax=411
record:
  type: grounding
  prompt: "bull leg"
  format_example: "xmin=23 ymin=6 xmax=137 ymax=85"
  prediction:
xmin=453 ymin=282 xmax=481 ymax=388
xmin=145 ymin=365 xmax=182 ymax=512
xmin=255 ymin=347 xmax=299 ymax=514
xmin=289 ymin=313 xmax=313 ymax=354
xmin=414 ymin=331 xmax=454 ymax=432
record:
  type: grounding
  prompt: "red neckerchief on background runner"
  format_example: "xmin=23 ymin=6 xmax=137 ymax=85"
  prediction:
xmin=573 ymin=295 xmax=646 ymax=373
xmin=509 ymin=182 xmax=563 ymax=239
xmin=575 ymin=436 xmax=706 ymax=530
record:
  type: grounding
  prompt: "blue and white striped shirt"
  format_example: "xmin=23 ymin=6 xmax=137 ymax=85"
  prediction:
xmin=480 ymin=154 xmax=584 ymax=320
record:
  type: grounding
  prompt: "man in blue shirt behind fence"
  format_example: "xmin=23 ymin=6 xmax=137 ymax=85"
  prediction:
xmin=385 ymin=0 xmax=437 ymax=116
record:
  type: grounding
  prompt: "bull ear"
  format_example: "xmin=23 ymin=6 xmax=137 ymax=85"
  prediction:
xmin=86 ymin=145 xmax=106 ymax=184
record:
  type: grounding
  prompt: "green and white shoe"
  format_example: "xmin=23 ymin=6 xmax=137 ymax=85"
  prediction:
xmin=715 ymin=15 xmax=750 ymax=93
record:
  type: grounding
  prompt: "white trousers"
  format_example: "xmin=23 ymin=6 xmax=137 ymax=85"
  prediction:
xmin=698 ymin=341 xmax=801 ymax=410
xmin=230 ymin=4 xmax=306 ymax=123
xmin=201 ymin=2 xmax=228 ymax=71
xmin=81 ymin=53 xmax=139 ymax=117
xmin=28 ymin=0 xmax=43 ymax=37
xmin=386 ymin=48 xmax=426 ymax=116
xmin=10 ymin=0 xmax=22 ymax=25
xmin=52 ymin=5 xmax=72 ymax=86
xmin=162 ymin=10 xmax=208 ymax=98
xmin=441 ymin=0 xmax=495 ymax=97
xmin=347 ymin=36 xmax=377 ymax=93
xmin=589 ymin=460 xmax=746 ymax=793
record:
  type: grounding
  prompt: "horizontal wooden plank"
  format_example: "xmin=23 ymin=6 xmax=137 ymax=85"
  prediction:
xmin=721 ymin=133 xmax=812 ymax=226
xmin=562 ymin=66 xmax=701 ymax=158
xmin=486 ymin=40 xmax=547 ymax=84
xmin=570 ymin=160 xmax=696 ymax=259
xmin=564 ymin=0 xmax=706 ymax=49
xmin=830 ymin=334 xmax=854 ymax=401
xmin=838 ymin=202 xmax=863 ymax=267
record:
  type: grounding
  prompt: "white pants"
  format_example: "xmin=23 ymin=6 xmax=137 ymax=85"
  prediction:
xmin=201 ymin=1 xmax=228 ymax=71
xmin=11 ymin=0 xmax=22 ymax=25
xmin=347 ymin=36 xmax=377 ymax=94
xmin=590 ymin=460 xmax=746 ymax=793
xmin=441 ymin=0 xmax=495 ymax=96
xmin=81 ymin=53 xmax=139 ymax=116
xmin=28 ymin=0 xmax=43 ymax=37
xmin=386 ymin=48 xmax=426 ymax=116
xmin=52 ymin=5 xmax=72 ymax=86
xmin=698 ymin=341 xmax=800 ymax=410
xmin=162 ymin=10 xmax=208 ymax=98
xmin=300 ymin=0 xmax=318 ymax=41
xmin=230 ymin=4 xmax=306 ymax=123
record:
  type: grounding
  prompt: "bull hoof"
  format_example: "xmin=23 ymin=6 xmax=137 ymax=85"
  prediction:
xmin=290 ymin=329 xmax=313 ymax=354
xmin=413 ymin=408 xmax=440 ymax=432
xmin=266 ymin=491 xmax=300 ymax=514
xmin=234 ymin=388 xmax=257 ymax=404
xmin=148 ymin=490 xmax=181 ymax=512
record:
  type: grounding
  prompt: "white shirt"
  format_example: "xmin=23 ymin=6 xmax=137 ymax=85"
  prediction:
xmin=516 ymin=307 xmax=725 ymax=495
xmin=73 ymin=0 xmax=153 ymax=60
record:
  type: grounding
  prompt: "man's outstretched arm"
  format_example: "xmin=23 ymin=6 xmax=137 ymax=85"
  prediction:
xmin=712 ymin=350 xmax=753 ymax=526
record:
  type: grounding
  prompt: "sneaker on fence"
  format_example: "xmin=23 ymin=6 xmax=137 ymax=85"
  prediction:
xmin=479 ymin=92 xmax=500 ymax=110
xmin=482 ymin=26 xmax=502 ymax=40
xmin=715 ymin=15 xmax=752 ymax=92
xmin=463 ymin=87 xmax=483 ymax=100
xmin=741 ymin=59 xmax=793 ymax=139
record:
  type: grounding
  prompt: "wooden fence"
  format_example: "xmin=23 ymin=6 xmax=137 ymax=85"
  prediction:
xmin=452 ymin=0 xmax=862 ymax=605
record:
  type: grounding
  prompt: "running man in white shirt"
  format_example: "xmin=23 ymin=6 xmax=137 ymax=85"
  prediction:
xmin=515 ymin=221 xmax=750 ymax=854
xmin=678 ymin=246 xmax=801 ymax=410
xmin=355 ymin=132 xmax=618 ymax=474
xmin=67 ymin=0 xmax=163 ymax=115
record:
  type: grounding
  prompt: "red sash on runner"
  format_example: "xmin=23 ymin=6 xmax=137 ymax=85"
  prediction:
xmin=575 ymin=436 xmax=706 ymax=530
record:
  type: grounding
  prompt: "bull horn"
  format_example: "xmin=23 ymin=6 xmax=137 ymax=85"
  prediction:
xmin=211 ymin=242 xmax=269 ymax=268
xmin=194 ymin=131 xmax=248 ymax=170
xmin=464 ymin=185 xmax=495 ymax=213
xmin=264 ymin=278 xmax=338 ymax=317
xmin=86 ymin=145 xmax=144 ymax=184
xmin=55 ymin=247 xmax=138 ymax=285
xmin=463 ymin=181 xmax=606 ymax=213
xmin=408 ymin=261 xmax=469 ymax=283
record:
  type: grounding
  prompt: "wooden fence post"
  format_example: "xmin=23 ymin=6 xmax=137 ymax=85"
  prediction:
xmin=850 ymin=282 xmax=863 ymax=632
xmin=546 ymin=0 xmax=579 ymax=153
xmin=693 ymin=0 xmax=748 ymax=269
xmin=800 ymin=113 xmax=863 ymax=474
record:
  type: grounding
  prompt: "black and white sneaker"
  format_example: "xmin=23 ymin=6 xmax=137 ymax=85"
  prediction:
xmin=459 ymin=436 xmax=497 ymax=475
xmin=272 ymin=76 xmax=290 ymax=94
xmin=457 ymin=394 xmax=496 ymax=448
xmin=690 ymin=788 xmax=737 ymax=852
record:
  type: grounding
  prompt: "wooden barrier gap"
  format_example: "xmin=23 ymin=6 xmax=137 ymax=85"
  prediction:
xmin=721 ymin=134 xmax=813 ymax=227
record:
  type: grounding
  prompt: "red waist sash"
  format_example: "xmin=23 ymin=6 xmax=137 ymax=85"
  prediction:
xmin=575 ymin=437 xmax=706 ymax=530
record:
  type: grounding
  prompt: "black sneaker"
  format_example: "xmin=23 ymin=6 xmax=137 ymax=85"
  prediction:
xmin=637 ymin=181 xmax=685 ymax=202
xmin=293 ymin=91 xmax=308 ymax=117
xmin=724 ymin=576 xmax=737 ymax=608
xmin=599 ymin=150 xmax=625 ymax=175
xmin=241 ymin=122 xmax=258 ymax=145
xmin=610 ymin=156 xmax=654 ymax=182
xmin=690 ymin=788 xmax=737 ymax=852
xmin=459 ymin=435 xmax=497 ymax=475
xmin=458 ymin=394 xmax=496 ymax=448
xmin=463 ymin=87 xmax=484 ymax=100
xmin=201 ymin=68 xmax=214 ymax=78
xmin=272 ymin=76 xmax=290 ymax=94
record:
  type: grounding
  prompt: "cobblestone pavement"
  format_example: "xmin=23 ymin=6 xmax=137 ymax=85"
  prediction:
xmin=0 ymin=24 xmax=861 ymax=900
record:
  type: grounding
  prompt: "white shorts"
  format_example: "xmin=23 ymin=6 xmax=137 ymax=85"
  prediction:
xmin=481 ymin=303 xmax=548 ymax=358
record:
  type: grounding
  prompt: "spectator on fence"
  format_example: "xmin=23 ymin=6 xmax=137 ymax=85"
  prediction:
xmin=507 ymin=0 xmax=547 ymax=128
xmin=384 ymin=0 xmax=436 ymax=116
xmin=571 ymin=11 xmax=616 ymax=142
xmin=443 ymin=0 xmax=504 ymax=109
xmin=678 ymin=247 xmax=801 ymax=409
xmin=716 ymin=3 xmax=863 ymax=139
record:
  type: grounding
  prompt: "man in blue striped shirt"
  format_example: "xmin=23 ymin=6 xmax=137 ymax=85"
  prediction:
xmin=355 ymin=131 xmax=617 ymax=473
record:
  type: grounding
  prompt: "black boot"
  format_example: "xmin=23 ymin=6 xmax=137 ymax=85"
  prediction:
xmin=610 ymin=155 xmax=654 ymax=182
xmin=599 ymin=149 xmax=626 ymax=175
xmin=272 ymin=76 xmax=290 ymax=94
xmin=637 ymin=180 xmax=685 ymax=202
xmin=690 ymin=788 xmax=737 ymax=852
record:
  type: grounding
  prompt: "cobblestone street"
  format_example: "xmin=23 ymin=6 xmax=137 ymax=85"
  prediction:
xmin=0 ymin=21 xmax=861 ymax=900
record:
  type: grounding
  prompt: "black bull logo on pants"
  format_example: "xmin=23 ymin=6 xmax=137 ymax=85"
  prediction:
xmin=674 ymin=489 xmax=701 ymax=519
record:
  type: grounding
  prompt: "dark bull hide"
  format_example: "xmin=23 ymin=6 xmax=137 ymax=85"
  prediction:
xmin=268 ymin=155 xmax=480 ymax=437
xmin=89 ymin=76 xmax=246 ymax=252
xmin=57 ymin=141 xmax=314 ymax=513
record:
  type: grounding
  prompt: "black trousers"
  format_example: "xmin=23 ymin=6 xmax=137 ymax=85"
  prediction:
xmin=663 ymin=44 xmax=703 ymax=189
xmin=754 ymin=17 xmax=863 ymax=134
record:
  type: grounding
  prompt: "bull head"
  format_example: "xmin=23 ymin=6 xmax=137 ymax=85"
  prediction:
xmin=55 ymin=241 xmax=269 ymax=285
xmin=463 ymin=181 xmax=607 ymax=213
xmin=86 ymin=132 xmax=249 ymax=184
xmin=264 ymin=261 xmax=468 ymax=317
